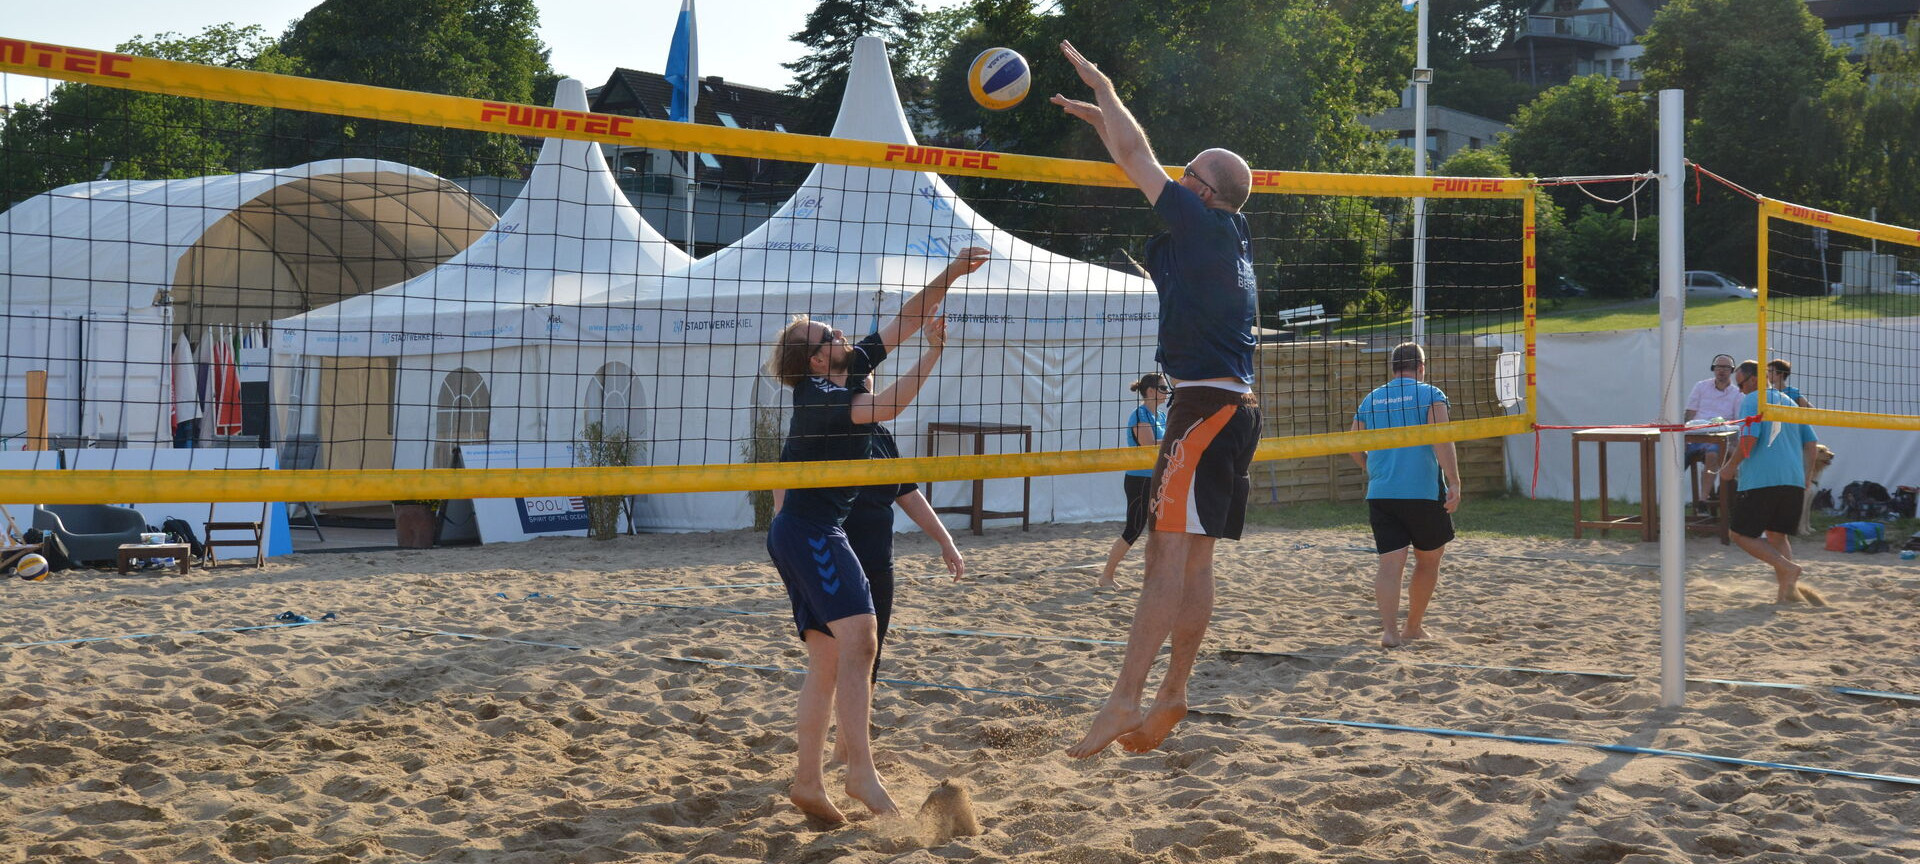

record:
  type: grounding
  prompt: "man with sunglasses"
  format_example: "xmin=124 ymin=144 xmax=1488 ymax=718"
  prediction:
xmin=1052 ymin=41 xmax=1261 ymax=759
xmin=762 ymin=246 xmax=989 ymax=822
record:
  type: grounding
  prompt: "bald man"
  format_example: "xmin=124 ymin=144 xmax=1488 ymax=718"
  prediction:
xmin=1053 ymin=40 xmax=1261 ymax=759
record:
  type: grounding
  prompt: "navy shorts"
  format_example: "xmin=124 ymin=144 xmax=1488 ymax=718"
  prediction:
xmin=1368 ymin=498 xmax=1455 ymax=554
xmin=1731 ymin=484 xmax=1804 ymax=538
xmin=767 ymin=512 xmax=875 ymax=639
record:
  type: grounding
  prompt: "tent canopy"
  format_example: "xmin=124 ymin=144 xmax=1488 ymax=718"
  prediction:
xmin=274 ymin=78 xmax=693 ymax=356
xmin=1 ymin=159 xmax=493 ymax=326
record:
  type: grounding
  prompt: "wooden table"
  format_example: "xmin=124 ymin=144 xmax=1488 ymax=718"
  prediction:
xmin=118 ymin=543 xmax=193 ymax=575
xmin=1571 ymin=427 xmax=1738 ymax=543
xmin=926 ymin=421 xmax=1033 ymax=535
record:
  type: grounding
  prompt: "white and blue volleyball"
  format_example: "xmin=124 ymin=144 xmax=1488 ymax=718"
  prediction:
xmin=15 ymin=553 xmax=50 ymax=582
xmin=968 ymin=47 xmax=1031 ymax=111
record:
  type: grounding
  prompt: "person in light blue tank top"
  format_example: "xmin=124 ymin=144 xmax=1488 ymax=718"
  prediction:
xmin=1348 ymin=343 xmax=1461 ymax=648
xmin=1098 ymin=373 xmax=1168 ymax=589
xmin=1719 ymin=360 xmax=1824 ymax=605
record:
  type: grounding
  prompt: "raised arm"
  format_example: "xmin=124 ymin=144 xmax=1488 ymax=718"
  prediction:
xmin=853 ymin=317 xmax=947 ymax=426
xmin=1051 ymin=41 xmax=1172 ymax=204
xmin=876 ymin=248 xmax=989 ymax=352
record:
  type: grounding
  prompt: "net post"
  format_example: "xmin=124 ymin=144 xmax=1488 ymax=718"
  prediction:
xmin=1755 ymin=197 xmax=1771 ymax=421
xmin=1656 ymin=88 xmax=1687 ymax=710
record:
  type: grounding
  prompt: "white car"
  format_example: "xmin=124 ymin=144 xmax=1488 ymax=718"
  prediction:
xmin=1685 ymin=270 xmax=1757 ymax=299
xmin=1893 ymin=270 xmax=1920 ymax=295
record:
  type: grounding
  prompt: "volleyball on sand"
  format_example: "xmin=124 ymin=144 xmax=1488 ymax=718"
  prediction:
xmin=15 ymin=553 xmax=50 ymax=581
xmin=968 ymin=47 xmax=1031 ymax=111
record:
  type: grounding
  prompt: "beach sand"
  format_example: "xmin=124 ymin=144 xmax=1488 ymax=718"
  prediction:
xmin=4 ymin=521 xmax=1918 ymax=863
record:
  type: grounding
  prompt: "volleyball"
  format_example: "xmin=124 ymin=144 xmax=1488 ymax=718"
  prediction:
xmin=15 ymin=553 xmax=50 ymax=582
xmin=968 ymin=47 xmax=1031 ymax=111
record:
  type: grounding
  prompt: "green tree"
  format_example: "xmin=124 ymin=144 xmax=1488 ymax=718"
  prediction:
xmin=267 ymin=0 xmax=556 ymax=179
xmin=1638 ymin=0 xmax=1850 ymax=276
xmin=1818 ymin=33 xmax=1920 ymax=229
xmin=1559 ymin=205 xmax=1658 ymax=299
xmin=0 ymin=24 xmax=282 ymax=206
xmin=785 ymin=0 xmax=926 ymax=135
xmin=1422 ymin=147 xmax=1568 ymax=314
xmin=1500 ymin=73 xmax=1654 ymax=220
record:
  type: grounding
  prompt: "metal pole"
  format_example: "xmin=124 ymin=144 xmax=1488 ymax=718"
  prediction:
xmin=684 ymin=154 xmax=697 ymax=257
xmin=1411 ymin=0 xmax=1431 ymax=343
xmin=1657 ymin=88 xmax=1687 ymax=709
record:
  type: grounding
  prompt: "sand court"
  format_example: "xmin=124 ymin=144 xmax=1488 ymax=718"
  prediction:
xmin=4 ymin=522 xmax=1918 ymax=863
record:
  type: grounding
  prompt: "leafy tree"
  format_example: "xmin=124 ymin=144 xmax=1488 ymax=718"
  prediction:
xmin=0 ymin=24 xmax=283 ymax=206
xmin=1432 ymin=59 xmax=1540 ymax=123
xmin=785 ymin=0 xmax=925 ymax=135
xmin=1500 ymin=73 xmax=1654 ymax=218
xmin=267 ymin=0 xmax=556 ymax=179
xmin=1818 ymin=34 xmax=1920 ymax=229
xmin=1638 ymin=0 xmax=1849 ymax=275
xmin=1559 ymin=205 xmax=1658 ymax=299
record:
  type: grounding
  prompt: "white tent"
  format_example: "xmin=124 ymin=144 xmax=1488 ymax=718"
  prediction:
xmin=1 ymin=159 xmax=492 ymax=447
xmin=556 ymin=36 xmax=1160 ymax=530
xmin=271 ymin=79 xmax=695 ymax=479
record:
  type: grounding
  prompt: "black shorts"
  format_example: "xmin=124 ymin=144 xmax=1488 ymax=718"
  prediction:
xmin=1120 ymin=474 xmax=1152 ymax=544
xmin=1368 ymin=498 xmax=1455 ymax=554
xmin=1731 ymin=484 xmax=1804 ymax=538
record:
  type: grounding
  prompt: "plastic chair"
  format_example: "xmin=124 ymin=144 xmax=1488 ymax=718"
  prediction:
xmin=31 ymin=505 xmax=146 ymax=565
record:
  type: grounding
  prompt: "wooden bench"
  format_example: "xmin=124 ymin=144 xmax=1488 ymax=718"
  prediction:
xmin=1272 ymin=304 xmax=1341 ymax=340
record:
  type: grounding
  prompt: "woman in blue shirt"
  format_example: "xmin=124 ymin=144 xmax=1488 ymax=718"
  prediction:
xmin=1098 ymin=373 xmax=1169 ymax=588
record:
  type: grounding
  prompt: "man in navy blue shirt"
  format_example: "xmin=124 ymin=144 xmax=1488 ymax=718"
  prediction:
xmin=1053 ymin=40 xmax=1261 ymax=759
xmin=765 ymin=247 xmax=988 ymax=822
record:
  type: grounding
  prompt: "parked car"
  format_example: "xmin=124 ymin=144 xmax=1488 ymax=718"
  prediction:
xmin=1893 ymin=270 xmax=1920 ymax=295
xmin=1548 ymin=275 xmax=1588 ymax=298
xmin=1684 ymin=270 xmax=1756 ymax=299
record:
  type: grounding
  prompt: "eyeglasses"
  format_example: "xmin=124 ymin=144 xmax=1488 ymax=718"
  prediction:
xmin=814 ymin=327 xmax=836 ymax=354
xmin=1711 ymin=365 xmax=1732 ymax=371
xmin=1156 ymin=386 xmax=1172 ymax=393
xmin=1183 ymin=163 xmax=1217 ymax=197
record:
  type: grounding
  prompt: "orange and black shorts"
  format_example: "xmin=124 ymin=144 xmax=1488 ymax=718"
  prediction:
xmin=1150 ymin=386 xmax=1261 ymax=540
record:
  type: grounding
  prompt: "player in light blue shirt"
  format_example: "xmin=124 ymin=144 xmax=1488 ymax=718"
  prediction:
xmin=1717 ymin=360 xmax=1823 ymax=605
xmin=1349 ymin=343 xmax=1461 ymax=648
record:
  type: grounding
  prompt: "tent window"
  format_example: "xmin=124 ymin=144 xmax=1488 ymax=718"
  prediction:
xmin=698 ymin=152 xmax=722 ymax=170
xmin=433 ymin=368 xmax=491 ymax=469
xmin=586 ymin=362 xmax=648 ymax=462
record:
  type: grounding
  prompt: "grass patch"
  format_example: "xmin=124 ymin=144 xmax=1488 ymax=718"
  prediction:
xmin=1249 ymin=493 xmax=1920 ymax=544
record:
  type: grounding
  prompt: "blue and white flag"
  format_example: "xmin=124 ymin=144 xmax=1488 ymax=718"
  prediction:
xmin=665 ymin=0 xmax=699 ymax=122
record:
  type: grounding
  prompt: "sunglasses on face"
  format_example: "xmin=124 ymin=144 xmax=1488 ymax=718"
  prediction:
xmin=1712 ymin=365 xmax=1732 ymax=371
xmin=1183 ymin=163 xmax=1217 ymax=196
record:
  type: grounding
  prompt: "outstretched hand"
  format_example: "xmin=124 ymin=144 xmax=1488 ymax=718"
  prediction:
xmin=946 ymin=246 xmax=991 ymax=277
xmin=1059 ymin=40 xmax=1109 ymax=91
xmin=923 ymin=316 xmax=948 ymax=350
xmin=1050 ymin=94 xmax=1102 ymax=127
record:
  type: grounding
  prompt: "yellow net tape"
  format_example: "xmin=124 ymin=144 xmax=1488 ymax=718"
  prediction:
xmin=6 ymin=416 xmax=1529 ymax=505
xmin=0 ymin=37 xmax=1531 ymax=199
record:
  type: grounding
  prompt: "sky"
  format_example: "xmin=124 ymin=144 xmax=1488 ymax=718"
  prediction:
xmin=3 ymin=0 xmax=968 ymax=102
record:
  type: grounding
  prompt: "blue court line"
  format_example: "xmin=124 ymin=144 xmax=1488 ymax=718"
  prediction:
xmin=1 ymin=620 xmax=323 ymax=649
xmin=356 ymin=622 xmax=1920 ymax=789
xmin=600 ymin=596 xmax=1920 ymax=706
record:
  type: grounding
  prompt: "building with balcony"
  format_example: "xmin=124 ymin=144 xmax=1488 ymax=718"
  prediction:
xmin=1473 ymin=1 xmax=1914 ymax=90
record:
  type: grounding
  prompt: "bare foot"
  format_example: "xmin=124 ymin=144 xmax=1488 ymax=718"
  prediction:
xmin=1096 ymin=579 xmax=1118 ymax=590
xmin=1117 ymin=700 xmax=1187 ymax=753
xmin=845 ymin=772 xmax=899 ymax=817
xmin=1401 ymin=625 xmax=1431 ymax=642
xmin=1380 ymin=629 xmax=1403 ymax=649
xmin=1065 ymin=703 xmax=1144 ymax=759
xmin=790 ymin=779 xmax=847 ymax=824
xmin=1774 ymin=560 xmax=1805 ymax=604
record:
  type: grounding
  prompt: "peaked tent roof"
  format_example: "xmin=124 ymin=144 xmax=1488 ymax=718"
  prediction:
xmin=275 ymin=78 xmax=694 ymax=356
xmin=0 ymin=160 xmax=492 ymax=321
xmin=572 ymin=36 xmax=1158 ymax=347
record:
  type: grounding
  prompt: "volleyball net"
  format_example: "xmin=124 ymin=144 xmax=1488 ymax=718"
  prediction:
xmin=1 ymin=38 xmax=1534 ymax=516
xmin=1757 ymin=196 xmax=1920 ymax=431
